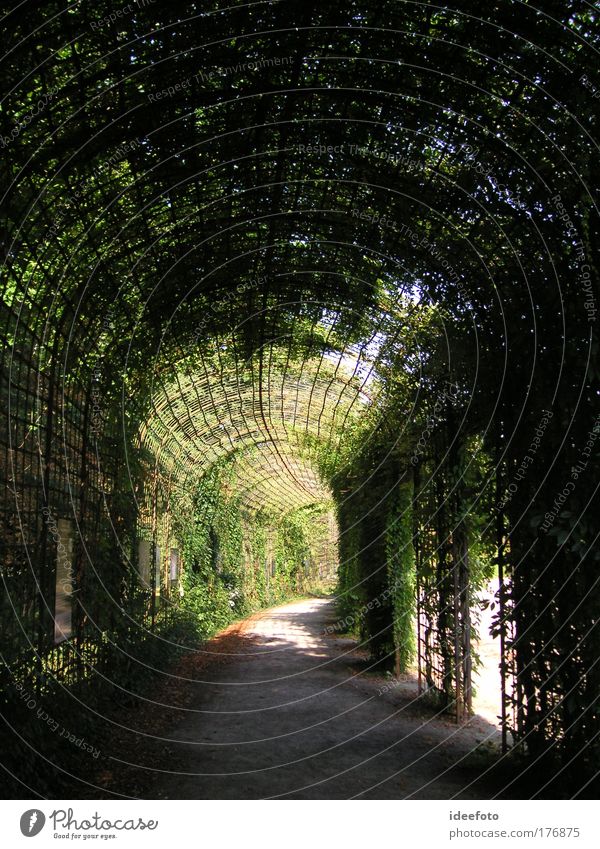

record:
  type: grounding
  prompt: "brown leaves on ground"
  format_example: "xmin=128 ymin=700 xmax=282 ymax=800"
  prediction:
xmin=84 ymin=612 xmax=265 ymax=798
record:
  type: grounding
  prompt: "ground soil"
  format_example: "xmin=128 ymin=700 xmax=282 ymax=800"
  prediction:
xmin=89 ymin=597 xmax=508 ymax=799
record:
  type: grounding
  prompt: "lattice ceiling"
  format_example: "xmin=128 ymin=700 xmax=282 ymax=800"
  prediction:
xmin=141 ymin=327 xmax=379 ymax=513
xmin=2 ymin=0 xmax=595 ymax=520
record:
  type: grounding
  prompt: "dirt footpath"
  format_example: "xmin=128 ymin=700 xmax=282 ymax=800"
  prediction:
xmin=125 ymin=598 xmax=503 ymax=799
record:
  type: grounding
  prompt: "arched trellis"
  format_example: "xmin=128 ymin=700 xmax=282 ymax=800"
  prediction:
xmin=134 ymin=338 xmax=377 ymax=615
xmin=1 ymin=0 xmax=598 ymax=795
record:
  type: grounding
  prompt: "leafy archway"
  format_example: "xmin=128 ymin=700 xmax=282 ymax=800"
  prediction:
xmin=1 ymin=0 xmax=598 ymax=796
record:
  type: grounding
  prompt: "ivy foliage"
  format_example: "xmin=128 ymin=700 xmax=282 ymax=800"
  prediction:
xmin=1 ymin=0 xmax=599 ymax=794
xmin=386 ymin=479 xmax=416 ymax=675
xmin=170 ymin=459 xmax=336 ymax=639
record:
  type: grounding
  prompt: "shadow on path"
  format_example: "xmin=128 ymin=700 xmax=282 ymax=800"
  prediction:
xmin=115 ymin=598 xmax=506 ymax=799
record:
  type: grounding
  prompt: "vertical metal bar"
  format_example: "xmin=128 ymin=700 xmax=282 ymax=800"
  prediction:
xmin=416 ymin=575 xmax=422 ymax=695
xmin=151 ymin=470 xmax=158 ymax=630
xmin=75 ymin=385 xmax=91 ymax=677
xmin=461 ymin=535 xmax=472 ymax=715
xmin=498 ymin=549 xmax=507 ymax=752
xmin=496 ymin=460 xmax=508 ymax=754
xmin=454 ymin=554 xmax=462 ymax=722
xmin=37 ymin=351 xmax=58 ymax=696
xmin=414 ymin=463 xmax=422 ymax=695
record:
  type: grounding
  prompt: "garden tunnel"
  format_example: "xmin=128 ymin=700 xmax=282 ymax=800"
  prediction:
xmin=1 ymin=0 xmax=599 ymax=798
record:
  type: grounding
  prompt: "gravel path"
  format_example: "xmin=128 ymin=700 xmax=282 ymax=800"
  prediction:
xmin=146 ymin=598 xmax=502 ymax=799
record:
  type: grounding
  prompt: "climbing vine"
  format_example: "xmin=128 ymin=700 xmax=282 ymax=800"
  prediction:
xmin=166 ymin=459 xmax=337 ymax=640
xmin=386 ymin=477 xmax=416 ymax=675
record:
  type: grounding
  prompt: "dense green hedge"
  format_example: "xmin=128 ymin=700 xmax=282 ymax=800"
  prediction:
xmin=170 ymin=461 xmax=335 ymax=638
xmin=386 ymin=478 xmax=416 ymax=674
